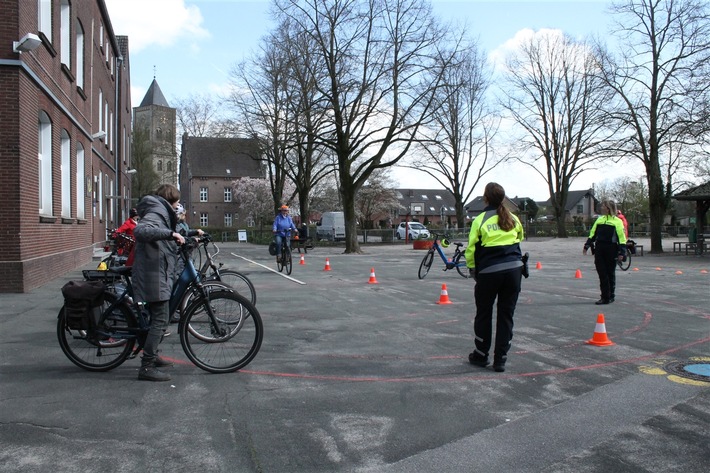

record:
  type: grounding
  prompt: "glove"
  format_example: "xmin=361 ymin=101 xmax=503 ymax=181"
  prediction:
xmin=521 ymin=252 xmax=529 ymax=279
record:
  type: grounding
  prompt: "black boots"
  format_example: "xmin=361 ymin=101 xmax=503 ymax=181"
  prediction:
xmin=138 ymin=357 xmax=172 ymax=381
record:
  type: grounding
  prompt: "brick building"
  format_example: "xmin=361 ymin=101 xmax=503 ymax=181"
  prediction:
xmin=179 ymin=135 xmax=263 ymax=230
xmin=0 ymin=0 xmax=132 ymax=292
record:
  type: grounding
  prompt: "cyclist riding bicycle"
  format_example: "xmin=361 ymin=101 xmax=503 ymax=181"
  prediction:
xmin=272 ymin=205 xmax=298 ymax=263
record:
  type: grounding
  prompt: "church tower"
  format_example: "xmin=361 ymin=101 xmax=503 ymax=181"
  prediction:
xmin=133 ymin=78 xmax=177 ymax=186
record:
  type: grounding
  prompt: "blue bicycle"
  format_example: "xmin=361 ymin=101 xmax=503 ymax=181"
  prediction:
xmin=418 ymin=233 xmax=470 ymax=279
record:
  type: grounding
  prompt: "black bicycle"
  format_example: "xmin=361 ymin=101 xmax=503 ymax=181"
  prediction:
xmin=57 ymin=240 xmax=263 ymax=374
xmin=276 ymin=231 xmax=293 ymax=275
xmin=418 ymin=233 xmax=469 ymax=279
xmin=617 ymin=241 xmax=634 ymax=271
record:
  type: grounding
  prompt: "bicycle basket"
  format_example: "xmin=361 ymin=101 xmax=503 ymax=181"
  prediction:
xmin=61 ymin=280 xmax=105 ymax=330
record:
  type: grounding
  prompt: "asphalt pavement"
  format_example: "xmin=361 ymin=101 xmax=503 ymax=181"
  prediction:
xmin=1 ymin=236 xmax=709 ymax=472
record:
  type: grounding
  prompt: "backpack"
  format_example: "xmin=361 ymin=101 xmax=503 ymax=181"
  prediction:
xmin=61 ymin=280 xmax=105 ymax=330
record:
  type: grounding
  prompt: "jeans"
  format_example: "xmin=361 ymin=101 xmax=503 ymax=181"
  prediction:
xmin=142 ymin=300 xmax=170 ymax=362
xmin=275 ymin=234 xmax=290 ymax=257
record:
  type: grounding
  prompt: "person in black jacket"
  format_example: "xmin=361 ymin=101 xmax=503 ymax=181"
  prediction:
xmin=583 ymin=200 xmax=627 ymax=305
xmin=132 ymin=184 xmax=185 ymax=381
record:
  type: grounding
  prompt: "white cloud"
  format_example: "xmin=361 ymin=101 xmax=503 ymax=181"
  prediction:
xmin=105 ymin=0 xmax=210 ymax=53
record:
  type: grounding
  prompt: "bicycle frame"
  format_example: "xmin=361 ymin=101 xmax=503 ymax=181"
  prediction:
xmin=418 ymin=233 xmax=469 ymax=279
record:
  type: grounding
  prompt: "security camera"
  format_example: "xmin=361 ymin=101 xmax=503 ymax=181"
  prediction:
xmin=92 ymin=130 xmax=106 ymax=140
xmin=13 ymin=33 xmax=42 ymax=53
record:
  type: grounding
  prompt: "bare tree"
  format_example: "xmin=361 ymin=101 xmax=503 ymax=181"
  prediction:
xmin=502 ymin=30 xmax=616 ymax=237
xmin=274 ymin=0 xmax=458 ymax=252
xmin=406 ymin=41 xmax=499 ymax=227
xmin=595 ymin=0 xmax=710 ymax=252
xmin=174 ymin=93 xmax=234 ymax=138
xmin=355 ymin=169 xmax=402 ymax=229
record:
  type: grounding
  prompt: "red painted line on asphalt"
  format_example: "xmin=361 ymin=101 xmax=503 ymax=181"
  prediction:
xmin=237 ymin=336 xmax=710 ymax=383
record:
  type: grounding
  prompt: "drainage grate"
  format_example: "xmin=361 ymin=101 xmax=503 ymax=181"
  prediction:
xmin=664 ymin=362 xmax=710 ymax=382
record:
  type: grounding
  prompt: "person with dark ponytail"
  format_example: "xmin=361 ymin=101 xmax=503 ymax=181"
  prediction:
xmin=465 ymin=182 xmax=525 ymax=372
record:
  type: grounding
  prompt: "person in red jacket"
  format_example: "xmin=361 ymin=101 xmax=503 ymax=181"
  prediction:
xmin=617 ymin=209 xmax=629 ymax=238
xmin=114 ymin=208 xmax=139 ymax=255
xmin=116 ymin=208 xmax=139 ymax=237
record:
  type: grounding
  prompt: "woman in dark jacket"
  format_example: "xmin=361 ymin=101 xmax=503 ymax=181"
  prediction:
xmin=465 ymin=182 xmax=525 ymax=373
xmin=132 ymin=184 xmax=185 ymax=382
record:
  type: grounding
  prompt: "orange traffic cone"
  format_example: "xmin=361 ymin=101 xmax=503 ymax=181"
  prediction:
xmin=436 ymin=284 xmax=452 ymax=304
xmin=299 ymin=254 xmax=305 ymax=265
xmin=586 ymin=313 xmax=614 ymax=346
xmin=368 ymin=267 xmax=379 ymax=284
xmin=575 ymin=269 xmax=582 ymax=279
xmin=536 ymin=261 xmax=542 ymax=270
xmin=323 ymin=258 xmax=331 ymax=271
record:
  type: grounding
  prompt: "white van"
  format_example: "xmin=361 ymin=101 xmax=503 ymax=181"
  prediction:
xmin=316 ymin=211 xmax=346 ymax=241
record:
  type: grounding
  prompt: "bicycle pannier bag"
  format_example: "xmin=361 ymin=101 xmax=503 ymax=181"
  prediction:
xmin=268 ymin=241 xmax=277 ymax=256
xmin=61 ymin=280 xmax=105 ymax=330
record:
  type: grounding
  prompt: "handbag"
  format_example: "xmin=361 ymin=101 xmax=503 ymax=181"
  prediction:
xmin=268 ymin=241 xmax=277 ymax=256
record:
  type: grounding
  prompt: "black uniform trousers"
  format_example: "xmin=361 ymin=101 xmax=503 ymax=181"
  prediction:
xmin=594 ymin=243 xmax=618 ymax=302
xmin=473 ymin=268 xmax=522 ymax=362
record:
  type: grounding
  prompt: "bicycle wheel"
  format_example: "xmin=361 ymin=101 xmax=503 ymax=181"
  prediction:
xmin=284 ymin=246 xmax=293 ymax=275
xmin=210 ymin=269 xmax=257 ymax=305
xmin=178 ymin=281 xmax=232 ymax=320
xmin=456 ymin=263 xmax=470 ymax=278
xmin=57 ymin=292 xmax=137 ymax=372
xmin=179 ymin=289 xmax=263 ymax=373
xmin=277 ymin=248 xmax=284 ymax=272
xmin=418 ymin=250 xmax=434 ymax=279
xmin=618 ymin=253 xmax=631 ymax=271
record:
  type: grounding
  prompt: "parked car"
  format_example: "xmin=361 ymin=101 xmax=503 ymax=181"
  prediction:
xmin=396 ymin=222 xmax=430 ymax=240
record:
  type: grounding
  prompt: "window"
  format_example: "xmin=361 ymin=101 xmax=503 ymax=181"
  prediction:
xmin=60 ymin=0 xmax=70 ymax=67
xmin=224 ymin=213 xmax=233 ymax=227
xmin=577 ymin=204 xmax=584 ymax=214
xmin=200 ymin=213 xmax=208 ymax=227
xmin=109 ymin=111 xmax=113 ymax=151
xmin=76 ymin=21 xmax=84 ymax=89
xmin=421 ymin=194 xmax=428 ymax=200
xmin=224 ymin=187 xmax=232 ymax=202
xmin=200 ymin=187 xmax=208 ymax=202
xmin=38 ymin=112 xmax=53 ymax=215
xmin=61 ymin=130 xmax=71 ymax=218
xmin=38 ymin=0 xmax=52 ymax=39
xmin=435 ymin=195 xmax=442 ymax=200
xmin=76 ymin=144 xmax=85 ymax=219
xmin=157 ymin=160 xmax=163 ymax=171
xmin=166 ymin=161 xmax=173 ymax=172
xmin=98 ymin=89 xmax=103 ymax=134
xmin=104 ymin=100 xmax=109 ymax=136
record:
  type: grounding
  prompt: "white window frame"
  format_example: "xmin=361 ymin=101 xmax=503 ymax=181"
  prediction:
xmin=38 ymin=112 xmax=53 ymax=215
xmin=61 ymin=130 xmax=71 ymax=218
xmin=60 ymin=0 xmax=70 ymax=67
xmin=98 ymin=89 xmax=103 ymax=136
xmin=75 ymin=21 xmax=84 ymax=89
xmin=224 ymin=187 xmax=232 ymax=202
xmin=76 ymin=143 xmax=85 ymax=219
xmin=200 ymin=213 xmax=209 ymax=227
xmin=224 ymin=213 xmax=233 ymax=227
xmin=200 ymin=187 xmax=208 ymax=202
xmin=38 ymin=0 xmax=52 ymax=38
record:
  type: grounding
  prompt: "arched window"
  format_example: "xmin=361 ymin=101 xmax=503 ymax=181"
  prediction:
xmin=60 ymin=0 xmax=71 ymax=67
xmin=76 ymin=20 xmax=84 ymax=89
xmin=38 ymin=112 xmax=53 ymax=215
xmin=76 ymin=143 xmax=85 ymax=219
xmin=157 ymin=160 xmax=163 ymax=171
xmin=61 ymin=130 xmax=71 ymax=217
xmin=166 ymin=161 xmax=173 ymax=172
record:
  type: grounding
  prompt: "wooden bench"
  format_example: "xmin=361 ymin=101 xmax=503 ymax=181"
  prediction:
xmin=291 ymin=237 xmax=314 ymax=254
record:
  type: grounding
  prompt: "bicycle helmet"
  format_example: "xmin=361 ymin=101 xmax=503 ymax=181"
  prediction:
xmin=280 ymin=205 xmax=289 ymax=211
xmin=441 ymin=237 xmax=451 ymax=248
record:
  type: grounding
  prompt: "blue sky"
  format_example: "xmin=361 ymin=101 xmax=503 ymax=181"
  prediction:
xmin=105 ymin=0 xmax=621 ymax=200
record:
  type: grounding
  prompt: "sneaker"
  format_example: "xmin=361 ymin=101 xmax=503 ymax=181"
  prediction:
xmin=154 ymin=356 xmax=174 ymax=368
xmin=138 ymin=366 xmax=171 ymax=382
xmin=468 ymin=352 xmax=489 ymax=367
xmin=595 ymin=299 xmax=610 ymax=305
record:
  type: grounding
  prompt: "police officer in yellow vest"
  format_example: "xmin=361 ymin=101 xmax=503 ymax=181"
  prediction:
xmin=465 ymin=183 xmax=526 ymax=373
xmin=583 ymin=200 xmax=627 ymax=305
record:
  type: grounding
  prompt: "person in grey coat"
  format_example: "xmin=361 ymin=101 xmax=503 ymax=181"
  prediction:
xmin=132 ymin=184 xmax=185 ymax=381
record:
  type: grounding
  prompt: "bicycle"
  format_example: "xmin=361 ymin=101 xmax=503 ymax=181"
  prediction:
xmin=57 ymin=239 xmax=264 ymax=374
xmin=617 ymin=241 xmax=634 ymax=271
xmin=187 ymin=233 xmax=256 ymax=305
xmin=275 ymin=231 xmax=293 ymax=275
xmin=418 ymin=233 xmax=470 ymax=279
